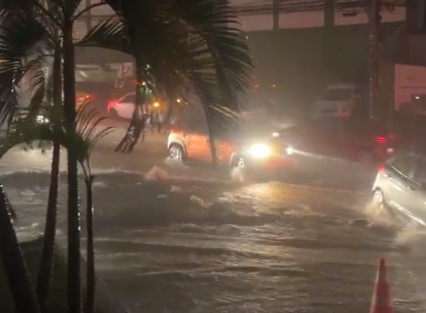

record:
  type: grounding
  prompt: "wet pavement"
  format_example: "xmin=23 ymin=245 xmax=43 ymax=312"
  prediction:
xmin=3 ymin=118 xmax=426 ymax=313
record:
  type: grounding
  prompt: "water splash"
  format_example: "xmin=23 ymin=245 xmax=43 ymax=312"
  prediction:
xmin=144 ymin=166 xmax=169 ymax=182
xmin=189 ymin=195 xmax=208 ymax=208
xmin=395 ymin=223 xmax=426 ymax=247
xmin=230 ymin=166 xmax=245 ymax=184
xmin=363 ymin=198 xmax=397 ymax=229
xmin=170 ymin=185 xmax=183 ymax=194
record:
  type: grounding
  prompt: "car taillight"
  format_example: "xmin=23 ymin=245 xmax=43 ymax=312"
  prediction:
xmin=376 ymin=136 xmax=388 ymax=144
xmin=107 ymin=100 xmax=118 ymax=110
xmin=377 ymin=164 xmax=385 ymax=171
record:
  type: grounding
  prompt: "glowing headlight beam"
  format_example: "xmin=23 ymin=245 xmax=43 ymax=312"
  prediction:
xmin=286 ymin=146 xmax=294 ymax=155
xmin=247 ymin=144 xmax=272 ymax=159
xmin=272 ymin=132 xmax=280 ymax=138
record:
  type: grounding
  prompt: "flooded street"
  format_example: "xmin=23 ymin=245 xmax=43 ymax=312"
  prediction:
xmin=4 ymin=166 xmax=426 ymax=313
xmin=1 ymin=122 xmax=426 ymax=312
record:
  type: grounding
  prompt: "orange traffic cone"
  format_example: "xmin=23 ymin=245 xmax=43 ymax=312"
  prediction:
xmin=370 ymin=258 xmax=393 ymax=313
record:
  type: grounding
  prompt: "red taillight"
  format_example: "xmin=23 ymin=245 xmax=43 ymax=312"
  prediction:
xmin=376 ymin=136 xmax=388 ymax=144
xmin=107 ymin=100 xmax=118 ymax=110
xmin=377 ymin=164 xmax=385 ymax=171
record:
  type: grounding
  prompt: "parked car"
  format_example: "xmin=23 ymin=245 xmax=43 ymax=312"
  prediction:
xmin=167 ymin=114 xmax=294 ymax=176
xmin=107 ymin=92 xmax=136 ymax=119
xmin=372 ymin=152 xmax=426 ymax=227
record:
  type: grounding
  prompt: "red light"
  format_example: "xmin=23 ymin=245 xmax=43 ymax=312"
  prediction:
xmin=376 ymin=136 xmax=387 ymax=144
xmin=377 ymin=165 xmax=385 ymax=171
xmin=107 ymin=100 xmax=118 ymax=110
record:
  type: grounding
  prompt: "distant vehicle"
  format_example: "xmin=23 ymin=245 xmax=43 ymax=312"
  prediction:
xmin=76 ymin=91 xmax=92 ymax=108
xmin=372 ymin=152 xmax=426 ymax=226
xmin=166 ymin=113 xmax=294 ymax=176
xmin=270 ymin=119 xmax=398 ymax=166
xmin=107 ymin=92 xmax=136 ymax=119
xmin=311 ymin=83 xmax=366 ymax=119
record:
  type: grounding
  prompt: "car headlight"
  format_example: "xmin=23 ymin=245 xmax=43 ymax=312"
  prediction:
xmin=272 ymin=132 xmax=280 ymax=138
xmin=247 ymin=143 xmax=272 ymax=159
xmin=286 ymin=146 xmax=294 ymax=155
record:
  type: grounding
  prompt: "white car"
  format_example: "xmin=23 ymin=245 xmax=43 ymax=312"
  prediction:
xmin=373 ymin=152 xmax=426 ymax=227
xmin=311 ymin=83 xmax=360 ymax=119
xmin=107 ymin=92 xmax=136 ymax=119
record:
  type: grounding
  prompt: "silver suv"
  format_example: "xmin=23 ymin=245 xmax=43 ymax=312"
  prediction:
xmin=373 ymin=152 xmax=426 ymax=226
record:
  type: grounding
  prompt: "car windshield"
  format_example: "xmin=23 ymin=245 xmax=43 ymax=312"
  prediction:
xmin=321 ymin=88 xmax=352 ymax=101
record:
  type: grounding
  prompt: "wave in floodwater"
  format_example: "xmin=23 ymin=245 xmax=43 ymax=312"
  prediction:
xmin=6 ymin=168 xmax=426 ymax=313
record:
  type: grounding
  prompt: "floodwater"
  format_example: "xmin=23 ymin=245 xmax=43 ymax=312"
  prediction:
xmin=5 ymin=165 xmax=426 ymax=313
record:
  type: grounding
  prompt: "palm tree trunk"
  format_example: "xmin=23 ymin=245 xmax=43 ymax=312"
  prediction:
xmin=36 ymin=44 xmax=62 ymax=311
xmin=36 ymin=141 xmax=60 ymax=310
xmin=63 ymin=23 xmax=82 ymax=313
xmin=0 ymin=182 xmax=40 ymax=313
xmin=84 ymin=174 xmax=95 ymax=313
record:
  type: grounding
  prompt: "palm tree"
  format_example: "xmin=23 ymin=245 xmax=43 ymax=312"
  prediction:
xmin=83 ymin=0 xmax=253 ymax=160
xmin=75 ymin=104 xmax=112 ymax=313
xmin=0 ymin=1 xmax=252 ymax=312
xmin=0 ymin=179 xmax=40 ymax=313
xmin=36 ymin=44 xmax=62 ymax=312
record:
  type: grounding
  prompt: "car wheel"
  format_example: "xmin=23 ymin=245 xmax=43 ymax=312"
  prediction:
xmin=168 ymin=144 xmax=185 ymax=162
xmin=371 ymin=188 xmax=403 ymax=224
xmin=372 ymin=189 xmax=387 ymax=211
xmin=109 ymin=109 xmax=118 ymax=119
xmin=358 ymin=150 xmax=375 ymax=168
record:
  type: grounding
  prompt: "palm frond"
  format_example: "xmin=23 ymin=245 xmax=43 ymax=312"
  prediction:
xmin=0 ymin=11 xmax=54 ymax=62
xmin=174 ymin=0 xmax=253 ymax=107
xmin=76 ymin=15 xmax=132 ymax=55
xmin=75 ymin=102 xmax=114 ymax=161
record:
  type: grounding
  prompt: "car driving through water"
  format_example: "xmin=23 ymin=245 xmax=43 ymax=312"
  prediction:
xmin=167 ymin=112 xmax=294 ymax=178
xmin=373 ymin=152 xmax=426 ymax=227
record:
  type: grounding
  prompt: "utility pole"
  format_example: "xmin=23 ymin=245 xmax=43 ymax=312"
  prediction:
xmin=273 ymin=0 xmax=279 ymax=31
xmin=323 ymin=0 xmax=335 ymax=80
xmin=85 ymin=0 xmax=92 ymax=33
xmin=367 ymin=0 xmax=381 ymax=119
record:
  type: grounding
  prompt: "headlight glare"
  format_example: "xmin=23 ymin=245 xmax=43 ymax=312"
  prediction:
xmin=247 ymin=144 xmax=272 ymax=158
xmin=286 ymin=146 xmax=294 ymax=155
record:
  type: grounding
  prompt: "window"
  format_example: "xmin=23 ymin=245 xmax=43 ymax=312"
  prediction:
xmin=391 ymin=156 xmax=415 ymax=176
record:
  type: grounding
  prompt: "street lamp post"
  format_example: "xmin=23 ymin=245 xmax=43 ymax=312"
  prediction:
xmin=368 ymin=0 xmax=381 ymax=119
xmin=273 ymin=0 xmax=279 ymax=31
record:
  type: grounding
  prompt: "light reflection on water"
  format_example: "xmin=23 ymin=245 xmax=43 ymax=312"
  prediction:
xmin=3 ymin=170 xmax=426 ymax=313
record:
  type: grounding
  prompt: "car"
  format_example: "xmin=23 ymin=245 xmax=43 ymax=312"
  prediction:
xmin=76 ymin=91 xmax=92 ymax=108
xmin=166 ymin=114 xmax=294 ymax=177
xmin=372 ymin=152 xmax=426 ymax=226
xmin=107 ymin=92 xmax=136 ymax=119
xmin=270 ymin=119 xmax=398 ymax=167
xmin=311 ymin=83 xmax=365 ymax=119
